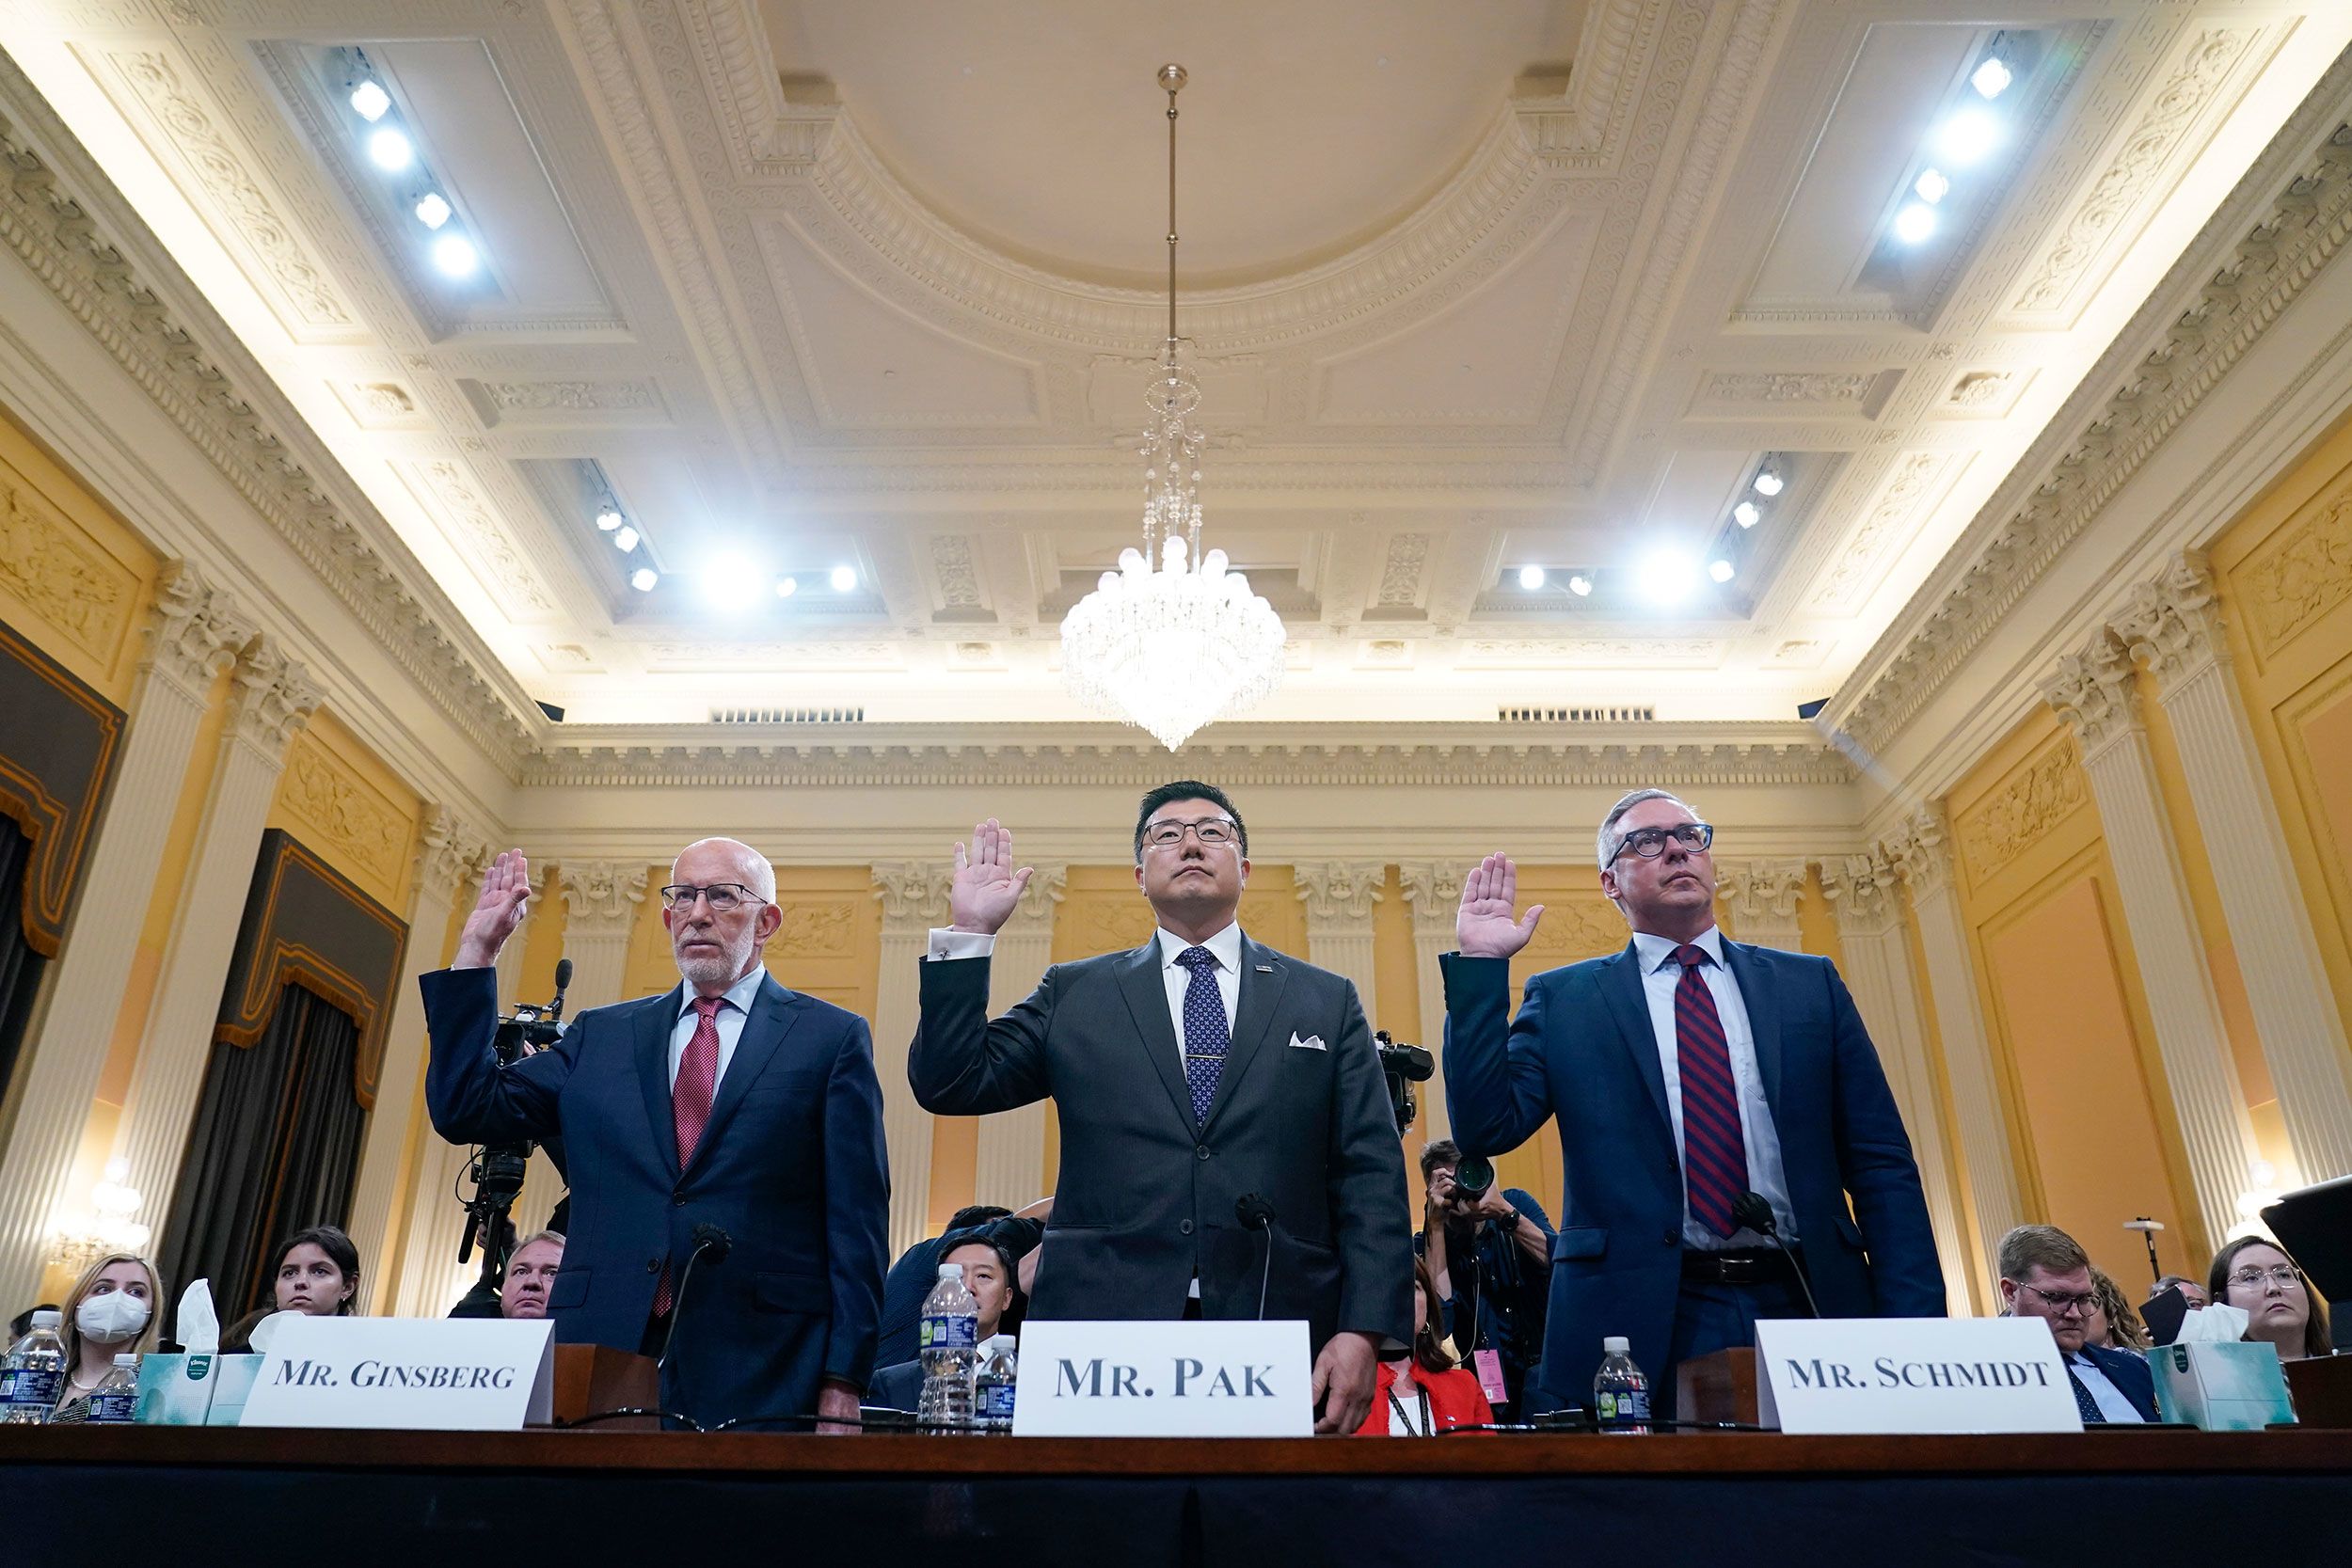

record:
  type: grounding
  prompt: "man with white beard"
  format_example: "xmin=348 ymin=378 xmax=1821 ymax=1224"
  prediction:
xmin=421 ymin=838 xmax=889 ymax=1432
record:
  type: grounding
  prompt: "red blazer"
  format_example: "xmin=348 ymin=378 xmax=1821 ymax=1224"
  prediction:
xmin=1353 ymin=1360 xmax=1494 ymax=1435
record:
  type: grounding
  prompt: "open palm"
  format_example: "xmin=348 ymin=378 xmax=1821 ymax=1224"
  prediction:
xmin=1456 ymin=851 xmax=1543 ymax=959
xmin=949 ymin=818 xmax=1033 ymax=935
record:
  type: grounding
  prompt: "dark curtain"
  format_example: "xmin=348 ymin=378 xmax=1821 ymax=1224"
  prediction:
xmin=0 ymin=818 xmax=47 ymax=1103
xmin=156 ymin=984 xmax=368 ymax=1320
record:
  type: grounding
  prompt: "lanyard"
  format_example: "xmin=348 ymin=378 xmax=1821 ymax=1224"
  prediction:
xmin=1385 ymin=1381 xmax=1435 ymax=1436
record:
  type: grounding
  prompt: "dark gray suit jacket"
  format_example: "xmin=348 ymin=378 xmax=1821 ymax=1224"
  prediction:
xmin=910 ymin=934 xmax=1411 ymax=1351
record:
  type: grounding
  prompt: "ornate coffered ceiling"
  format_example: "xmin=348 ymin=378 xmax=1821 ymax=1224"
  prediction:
xmin=0 ymin=0 xmax=2346 ymax=744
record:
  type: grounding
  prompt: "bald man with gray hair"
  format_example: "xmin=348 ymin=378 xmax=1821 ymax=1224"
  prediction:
xmin=422 ymin=838 xmax=889 ymax=1432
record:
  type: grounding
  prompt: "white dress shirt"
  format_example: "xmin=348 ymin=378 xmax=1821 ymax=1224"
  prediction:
xmin=2068 ymin=1352 xmax=2146 ymax=1423
xmin=1629 ymin=927 xmax=1799 ymax=1249
xmin=927 ymin=922 xmax=1245 ymax=1072
xmin=665 ymin=964 xmax=770 ymax=1090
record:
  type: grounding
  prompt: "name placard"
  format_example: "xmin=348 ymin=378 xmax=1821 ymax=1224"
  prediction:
xmin=1013 ymin=1320 xmax=1312 ymax=1436
xmin=238 ymin=1317 xmax=555 ymax=1431
xmin=1755 ymin=1318 xmax=2081 ymax=1433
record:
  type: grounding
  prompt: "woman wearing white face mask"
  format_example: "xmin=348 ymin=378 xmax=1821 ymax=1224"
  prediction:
xmin=53 ymin=1253 xmax=162 ymax=1421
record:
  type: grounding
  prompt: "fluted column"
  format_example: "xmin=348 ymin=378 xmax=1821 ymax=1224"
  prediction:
xmin=555 ymin=861 xmax=648 ymax=1013
xmin=873 ymin=863 xmax=952 ymax=1255
xmin=2119 ymin=552 xmax=2352 ymax=1182
xmin=1295 ymin=861 xmax=1386 ymax=1006
xmin=1885 ymin=807 xmax=2021 ymax=1284
xmin=1821 ymin=851 xmax=1971 ymax=1313
xmin=112 ymin=639 xmax=321 ymax=1236
xmin=2044 ymin=627 xmax=2259 ymax=1253
xmin=344 ymin=813 xmax=484 ymax=1311
xmin=1716 ymin=859 xmax=1807 ymax=951
xmin=1398 ymin=862 xmax=1472 ymax=1147
xmin=0 ymin=562 xmax=253 ymax=1308
xmin=973 ymin=865 xmax=1065 ymax=1210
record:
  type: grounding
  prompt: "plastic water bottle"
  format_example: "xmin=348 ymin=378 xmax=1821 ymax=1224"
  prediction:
xmin=974 ymin=1334 xmax=1017 ymax=1433
xmin=917 ymin=1262 xmax=979 ymax=1433
xmin=1592 ymin=1336 xmax=1652 ymax=1434
xmin=0 ymin=1310 xmax=67 ymax=1425
xmin=86 ymin=1354 xmax=140 ymax=1424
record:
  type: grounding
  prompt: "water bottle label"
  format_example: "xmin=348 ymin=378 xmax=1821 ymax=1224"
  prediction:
xmin=920 ymin=1312 xmax=977 ymax=1351
xmin=1624 ymin=1388 xmax=1650 ymax=1420
xmin=1597 ymin=1391 xmax=1616 ymax=1419
xmin=978 ymin=1384 xmax=1015 ymax=1422
xmin=87 ymin=1389 xmax=138 ymax=1424
xmin=5 ymin=1367 xmax=60 ymax=1408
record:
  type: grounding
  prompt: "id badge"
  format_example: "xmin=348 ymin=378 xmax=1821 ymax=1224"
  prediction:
xmin=1472 ymin=1347 xmax=1507 ymax=1404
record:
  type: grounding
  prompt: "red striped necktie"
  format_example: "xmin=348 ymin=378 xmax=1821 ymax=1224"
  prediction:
xmin=654 ymin=994 xmax=723 ymax=1316
xmin=1672 ymin=943 xmax=1749 ymax=1240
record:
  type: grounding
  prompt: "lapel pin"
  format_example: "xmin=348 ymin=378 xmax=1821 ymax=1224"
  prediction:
xmin=1254 ymin=963 xmax=1274 ymax=973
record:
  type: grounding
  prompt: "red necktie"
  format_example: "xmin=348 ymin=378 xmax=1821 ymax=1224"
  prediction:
xmin=654 ymin=995 xmax=723 ymax=1315
xmin=1672 ymin=944 xmax=1749 ymax=1240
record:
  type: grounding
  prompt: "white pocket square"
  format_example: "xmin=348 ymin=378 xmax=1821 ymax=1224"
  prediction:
xmin=1287 ymin=1032 xmax=1327 ymax=1052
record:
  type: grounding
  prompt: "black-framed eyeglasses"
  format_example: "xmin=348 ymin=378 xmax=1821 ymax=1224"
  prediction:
xmin=660 ymin=882 xmax=767 ymax=913
xmin=2013 ymin=1281 xmax=2097 ymax=1317
xmin=1610 ymin=822 xmax=1714 ymax=863
xmin=1142 ymin=817 xmax=1240 ymax=849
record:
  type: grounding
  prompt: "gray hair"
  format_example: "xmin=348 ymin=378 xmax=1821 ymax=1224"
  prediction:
xmin=512 ymin=1230 xmax=565 ymax=1257
xmin=673 ymin=837 xmax=777 ymax=901
xmin=1596 ymin=788 xmax=1694 ymax=870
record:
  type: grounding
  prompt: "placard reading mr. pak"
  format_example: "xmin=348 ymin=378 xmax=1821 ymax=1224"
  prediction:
xmin=1755 ymin=1317 xmax=2081 ymax=1433
xmin=238 ymin=1316 xmax=555 ymax=1430
xmin=1013 ymin=1320 xmax=1311 ymax=1436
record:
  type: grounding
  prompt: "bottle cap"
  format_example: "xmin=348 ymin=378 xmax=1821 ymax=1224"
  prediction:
xmin=936 ymin=1262 xmax=964 ymax=1281
xmin=1602 ymin=1335 xmax=1629 ymax=1355
xmin=115 ymin=1354 xmax=138 ymax=1368
xmin=984 ymin=1334 xmax=1014 ymax=1354
xmin=30 ymin=1309 xmax=60 ymax=1328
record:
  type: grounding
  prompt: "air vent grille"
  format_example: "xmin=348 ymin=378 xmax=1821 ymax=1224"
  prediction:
xmin=709 ymin=705 xmax=866 ymax=724
xmin=1498 ymin=705 xmax=1656 ymax=723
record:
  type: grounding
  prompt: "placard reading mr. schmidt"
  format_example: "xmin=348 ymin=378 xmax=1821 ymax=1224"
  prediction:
xmin=1014 ymin=1320 xmax=1312 ymax=1436
xmin=1756 ymin=1317 xmax=2081 ymax=1433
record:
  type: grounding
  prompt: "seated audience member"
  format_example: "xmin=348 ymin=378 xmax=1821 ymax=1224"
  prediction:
xmin=50 ymin=1253 xmax=162 ymax=1423
xmin=1996 ymin=1225 xmax=2157 ymax=1424
xmin=448 ymin=1216 xmax=521 ymax=1319
xmin=2088 ymin=1266 xmax=2151 ymax=1352
xmin=866 ymin=1230 xmax=1020 ymax=1415
xmin=1356 ymin=1257 xmax=1494 ymax=1436
xmin=9 ymin=1304 xmax=59 ymax=1340
xmin=875 ymin=1205 xmax=1011 ymax=1369
xmin=225 ymin=1225 xmax=363 ymax=1350
xmin=2150 ymin=1274 xmax=2209 ymax=1310
xmin=501 ymin=1232 xmax=566 ymax=1320
xmin=2209 ymin=1236 xmax=2332 ymax=1362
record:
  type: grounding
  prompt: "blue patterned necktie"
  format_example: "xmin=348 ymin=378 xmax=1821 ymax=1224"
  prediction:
xmin=1176 ymin=945 xmax=1229 ymax=1126
xmin=2066 ymin=1359 xmax=2106 ymax=1424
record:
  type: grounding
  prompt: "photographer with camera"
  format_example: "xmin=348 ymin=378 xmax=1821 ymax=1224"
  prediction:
xmin=1415 ymin=1139 xmax=1553 ymax=1418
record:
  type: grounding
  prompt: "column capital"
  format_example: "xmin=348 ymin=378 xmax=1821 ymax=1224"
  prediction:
xmin=1294 ymin=861 xmax=1387 ymax=927
xmin=1820 ymin=849 xmax=1904 ymax=933
xmin=999 ymin=863 xmax=1069 ymax=937
xmin=2042 ymin=627 xmax=2141 ymax=754
xmin=1883 ymin=806 xmax=1956 ymax=896
xmin=558 ymin=861 xmax=649 ymax=934
xmin=141 ymin=559 xmax=255 ymax=694
xmin=1714 ymin=859 xmax=1808 ymax=930
xmin=2117 ymin=549 xmax=2225 ymax=690
xmin=415 ymin=809 xmax=489 ymax=907
xmin=223 ymin=639 xmax=322 ymax=759
xmin=1397 ymin=861 xmax=1473 ymax=935
xmin=871 ymin=861 xmax=953 ymax=927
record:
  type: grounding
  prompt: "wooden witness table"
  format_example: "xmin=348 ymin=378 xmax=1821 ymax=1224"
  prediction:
xmin=8 ymin=1426 xmax=2351 ymax=1565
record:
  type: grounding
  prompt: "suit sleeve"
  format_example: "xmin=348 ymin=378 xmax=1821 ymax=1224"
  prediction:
xmin=1823 ymin=961 xmax=1947 ymax=1316
xmin=1439 ymin=955 xmax=1556 ymax=1159
xmin=821 ymin=1013 xmax=892 ymax=1389
xmin=908 ymin=956 xmax=1055 ymax=1114
xmin=421 ymin=966 xmax=569 ymax=1145
xmin=1328 ymin=979 xmax=1414 ymax=1345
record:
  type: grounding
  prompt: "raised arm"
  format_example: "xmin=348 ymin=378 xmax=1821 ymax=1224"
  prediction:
xmin=1440 ymin=852 xmax=1555 ymax=1156
xmin=421 ymin=850 xmax=567 ymax=1146
xmin=908 ymin=819 xmax=1053 ymax=1114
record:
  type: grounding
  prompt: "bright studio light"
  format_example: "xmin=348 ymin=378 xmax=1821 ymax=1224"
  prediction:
xmin=1518 ymin=564 xmax=1547 ymax=591
xmin=1893 ymin=204 xmax=1939 ymax=245
xmin=431 ymin=234 xmax=479 ymax=277
xmin=1708 ymin=559 xmax=1736 ymax=583
xmin=414 ymin=191 xmax=453 ymax=230
xmin=349 ymin=81 xmax=391 ymax=122
xmin=830 ymin=564 xmax=858 ymax=593
xmin=629 ymin=567 xmax=660 ymax=592
xmin=1635 ymin=548 xmax=1698 ymax=605
xmin=595 ymin=507 xmax=624 ymax=532
xmin=1971 ymin=56 xmax=2013 ymax=101
xmin=1752 ymin=468 xmax=1784 ymax=497
xmin=612 ymin=525 xmax=640 ymax=553
xmin=702 ymin=553 xmax=760 ymax=613
xmin=1566 ymin=573 xmax=1593 ymax=597
xmin=775 ymin=576 xmax=799 ymax=599
xmin=1935 ymin=107 xmax=2002 ymax=166
xmin=367 ymin=127 xmax=413 ymax=172
xmin=1733 ymin=500 xmax=1761 ymax=529
xmin=1914 ymin=167 xmax=1950 ymax=205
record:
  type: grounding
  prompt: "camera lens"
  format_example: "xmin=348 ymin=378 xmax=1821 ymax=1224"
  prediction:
xmin=1452 ymin=1155 xmax=1495 ymax=1201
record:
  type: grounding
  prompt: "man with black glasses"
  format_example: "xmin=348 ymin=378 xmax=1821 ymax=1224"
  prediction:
xmin=1441 ymin=788 xmax=1944 ymax=1418
xmin=1999 ymin=1225 xmax=2157 ymax=1422
xmin=421 ymin=837 xmax=889 ymax=1432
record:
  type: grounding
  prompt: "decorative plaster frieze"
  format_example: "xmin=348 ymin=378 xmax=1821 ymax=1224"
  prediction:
xmin=277 ymin=729 xmax=409 ymax=895
xmin=0 ymin=467 xmax=135 ymax=661
xmin=1716 ymin=859 xmax=1807 ymax=929
xmin=1952 ymin=736 xmax=2090 ymax=887
xmin=1882 ymin=807 xmax=1957 ymax=898
xmin=998 ymin=863 xmax=1068 ymax=937
xmin=2041 ymin=628 xmax=2142 ymax=755
xmin=223 ymin=640 xmax=320 ymax=757
xmin=1805 ymin=451 xmax=1957 ymax=612
xmin=1819 ymin=850 xmax=1902 ymax=932
xmin=416 ymin=808 xmax=489 ymax=905
xmin=558 ymin=860 xmax=648 ymax=933
xmin=1699 ymin=371 xmax=1875 ymax=405
xmin=2233 ymin=481 xmax=2352 ymax=656
xmin=1397 ymin=862 xmax=1472 ymax=936
xmin=1294 ymin=862 xmax=1387 ymax=927
xmin=870 ymin=861 xmax=952 ymax=927
xmin=2116 ymin=549 xmax=2228 ymax=689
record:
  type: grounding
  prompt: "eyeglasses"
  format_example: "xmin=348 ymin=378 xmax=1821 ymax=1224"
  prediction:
xmin=2013 ymin=1281 xmax=2097 ymax=1317
xmin=659 ymin=882 xmax=767 ymax=913
xmin=2227 ymin=1265 xmax=2303 ymax=1291
xmin=1142 ymin=817 xmax=1239 ymax=849
xmin=1610 ymin=822 xmax=1714 ymax=863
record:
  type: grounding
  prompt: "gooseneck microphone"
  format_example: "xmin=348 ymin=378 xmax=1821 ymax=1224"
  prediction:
xmin=547 ymin=957 xmax=574 ymax=1022
xmin=1235 ymin=1194 xmax=1277 ymax=1321
xmin=658 ymin=1222 xmax=736 ymax=1370
xmin=1732 ymin=1192 xmax=1820 ymax=1319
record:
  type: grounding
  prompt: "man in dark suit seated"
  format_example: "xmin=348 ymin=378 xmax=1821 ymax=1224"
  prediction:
xmin=422 ymin=839 xmax=890 ymax=1432
xmin=1999 ymin=1224 xmax=2160 ymax=1423
xmin=866 ymin=1228 xmax=1020 ymax=1413
xmin=911 ymin=782 xmax=1412 ymax=1433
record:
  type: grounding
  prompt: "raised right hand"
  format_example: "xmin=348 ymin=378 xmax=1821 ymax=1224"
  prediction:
xmin=948 ymin=818 xmax=1033 ymax=936
xmin=1455 ymin=851 xmax=1544 ymax=959
xmin=452 ymin=848 xmax=532 ymax=970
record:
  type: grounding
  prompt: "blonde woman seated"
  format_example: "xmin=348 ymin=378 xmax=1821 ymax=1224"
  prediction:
xmin=1355 ymin=1258 xmax=1494 ymax=1436
xmin=2087 ymin=1266 xmax=2150 ymax=1352
xmin=52 ymin=1253 xmax=163 ymax=1422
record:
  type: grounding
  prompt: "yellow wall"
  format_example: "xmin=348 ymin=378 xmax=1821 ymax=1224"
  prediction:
xmin=264 ymin=709 xmax=423 ymax=916
xmin=0 ymin=408 xmax=158 ymax=706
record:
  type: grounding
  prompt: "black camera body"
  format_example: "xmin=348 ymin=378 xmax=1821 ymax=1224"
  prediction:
xmin=1375 ymin=1032 xmax=1434 ymax=1135
xmin=457 ymin=970 xmax=570 ymax=1280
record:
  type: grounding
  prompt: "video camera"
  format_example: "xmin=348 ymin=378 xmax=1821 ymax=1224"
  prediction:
xmin=456 ymin=958 xmax=571 ymax=1282
xmin=1376 ymin=1031 xmax=1434 ymax=1135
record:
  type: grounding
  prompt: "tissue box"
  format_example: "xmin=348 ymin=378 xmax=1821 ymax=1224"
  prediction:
xmin=2146 ymin=1341 xmax=2297 ymax=1431
xmin=135 ymin=1354 xmax=261 ymax=1426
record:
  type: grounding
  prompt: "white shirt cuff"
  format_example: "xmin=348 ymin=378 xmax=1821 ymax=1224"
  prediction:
xmin=926 ymin=928 xmax=995 ymax=961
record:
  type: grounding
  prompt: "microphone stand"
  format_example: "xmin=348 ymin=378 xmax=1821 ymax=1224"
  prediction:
xmin=1732 ymin=1192 xmax=1821 ymax=1319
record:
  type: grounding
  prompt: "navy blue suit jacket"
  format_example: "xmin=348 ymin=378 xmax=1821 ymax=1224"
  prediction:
xmin=1441 ymin=939 xmax=1945 ymax=1405
xmin=421 ymin=967 xmax=890 ymax=1428
xmin=2078 ymin=1342 xmax=2161 ymax=1422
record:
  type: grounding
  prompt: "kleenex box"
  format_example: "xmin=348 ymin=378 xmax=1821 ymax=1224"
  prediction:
xmin=135 ymin=1353 xmax=221 ymax=1425
xmin=2147 ymin=1341 xmax=2297 ymax=1431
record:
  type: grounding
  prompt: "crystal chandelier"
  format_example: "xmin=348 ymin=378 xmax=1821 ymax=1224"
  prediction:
xmin=1061 ymin=65 xmax=1285 ymax=751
